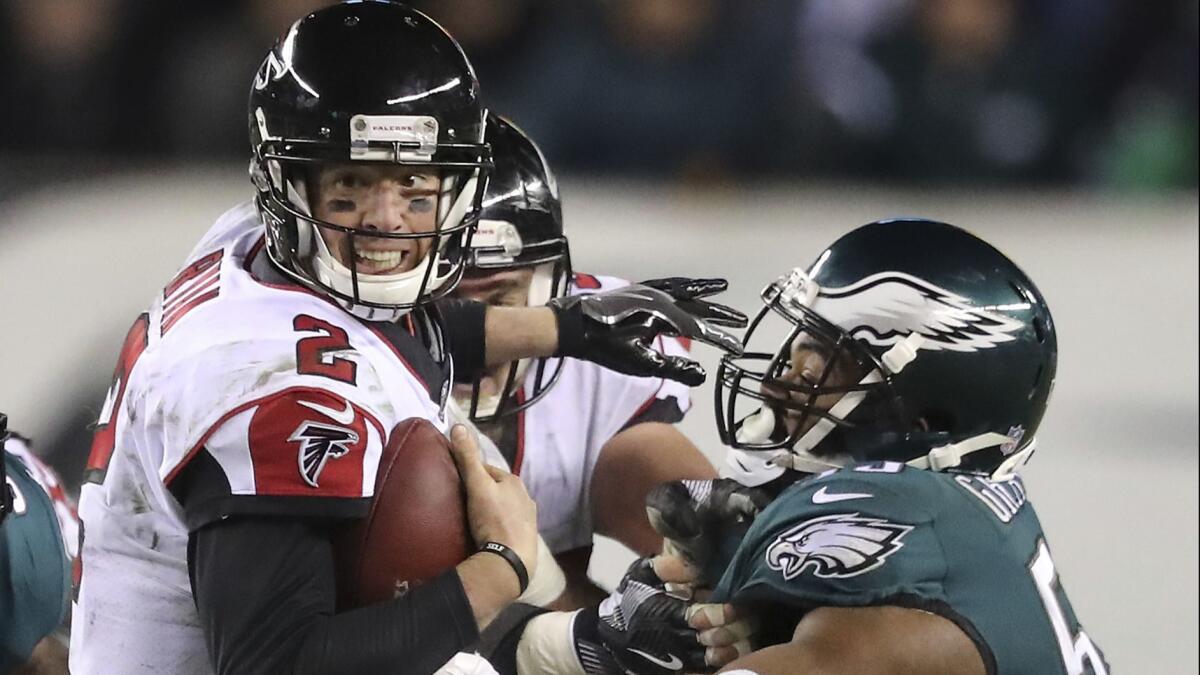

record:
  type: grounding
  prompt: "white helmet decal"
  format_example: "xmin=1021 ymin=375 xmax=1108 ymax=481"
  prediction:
xmin=779 ymin=269 xmax=1024 ymax=353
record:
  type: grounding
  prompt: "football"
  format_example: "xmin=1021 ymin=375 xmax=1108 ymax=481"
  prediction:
xmin=334 ymin=417 xmax=472 ymax=609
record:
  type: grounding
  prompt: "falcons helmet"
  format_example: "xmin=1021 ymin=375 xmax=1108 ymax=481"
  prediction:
xmin=717 ymin=219 xmax=1057 ymax=485
xmin=249 ymin=1 xmax=491 ymax=321
xmin=458 ymin=113 xmax=571 ymax=421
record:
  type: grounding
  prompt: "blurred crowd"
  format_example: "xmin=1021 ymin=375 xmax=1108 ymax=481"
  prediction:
xmin=0 ymin=0 xmax=1195 ymax=190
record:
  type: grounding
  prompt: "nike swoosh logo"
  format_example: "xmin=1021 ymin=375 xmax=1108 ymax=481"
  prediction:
xmin=626 ymin=649 xmax=683 ymax=671
xmin=812 ymin=486 xmax=873 ymax=504
xmin=297 ymin=398 xmax=356 ymax=426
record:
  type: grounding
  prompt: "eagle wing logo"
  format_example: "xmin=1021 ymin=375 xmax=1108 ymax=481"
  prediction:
xmin=765 ymin=513 xmax=914 ymax=580
xmin=813 ymin=272 xmax=1024 ymax=353
xmin=289 ymin=421 xmax=360 ymax=488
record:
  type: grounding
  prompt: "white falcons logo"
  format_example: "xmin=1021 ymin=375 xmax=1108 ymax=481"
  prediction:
xmin=290 ymin=422 xmax=359 ymax=488
xmin=766 ymin=513 xmax=913 ymax=580
xmin=812 ymin=272 xmax=1024 ymax=353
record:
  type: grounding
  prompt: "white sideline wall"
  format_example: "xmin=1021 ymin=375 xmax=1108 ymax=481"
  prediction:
xmin=0 ymin=170 xmax=1195 ymax=673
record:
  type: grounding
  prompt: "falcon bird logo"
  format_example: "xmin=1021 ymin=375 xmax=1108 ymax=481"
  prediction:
xmin=765 ymin=513 xmax=914 ymax=580
xmin=289 ymin=421 xmax=360 ymax=488
xmin=812 ymin=272 xmax=1024 ymax=353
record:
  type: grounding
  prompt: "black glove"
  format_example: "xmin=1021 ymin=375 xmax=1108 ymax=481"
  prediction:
xmin=550 ymin=277 xmax=747 ymax=387
xmin=571 ymin=558 xmax=706 ymax=675
xmin=646 ymin=479 xmax=773 ymax=587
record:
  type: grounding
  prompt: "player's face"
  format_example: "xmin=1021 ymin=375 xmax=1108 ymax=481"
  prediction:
xmin=451 ymin=267 xmax=536 ymax=404
xmin=765 ymin=335 xmax=866 ymax=439
xmin=309 ymin=164 xmax=440 ymax=275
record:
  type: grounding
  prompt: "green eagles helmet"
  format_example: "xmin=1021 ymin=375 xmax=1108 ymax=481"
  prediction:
xmin=716 ymin=219 xmax=1057 ymax=485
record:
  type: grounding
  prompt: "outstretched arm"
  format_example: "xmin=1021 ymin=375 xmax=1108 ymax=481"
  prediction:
xmin=472 ymin=277 xmax=748 ymax=386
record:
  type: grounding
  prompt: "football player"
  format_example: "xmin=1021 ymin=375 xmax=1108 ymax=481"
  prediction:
xmin=68 ymin=4 xmax=745 ymax=675
xmin=473 ymin=219 xmax=1111 ymax=675
xmin=452 ymin=113 xmax=722 ymax=608
xmin=653 ymin=219 xmax=1110 ymax=674
xmin=2 ymin=414 xmax=72 ymax=675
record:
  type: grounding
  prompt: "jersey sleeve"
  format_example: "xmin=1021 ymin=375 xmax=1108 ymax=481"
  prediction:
xmin=166 ymin=386 xmax=388 ymax=530
xmin=1 ymin=454 xmax=70 ymax=670
xmin=151 ymin=326 xmax=393 ymax=530
xmin=713 ymin=466 xmax=946 ymax=611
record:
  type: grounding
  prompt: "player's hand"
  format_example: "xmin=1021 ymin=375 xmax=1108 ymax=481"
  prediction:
xmin=449 ymin=425 xmax=538 ymax=582
xmin=549 ymin=277 xmax=748 ymax=387
xmin=646 ymin=479 xmax=772 ymax=586
xmin=591 ymin=556 xmax=756 ymax=674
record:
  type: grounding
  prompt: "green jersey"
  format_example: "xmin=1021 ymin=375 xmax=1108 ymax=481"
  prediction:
xmin=713 ymin=462 xmax=1109 ymax=675
xmin=1 ymin=451 xmax=70 ymax=671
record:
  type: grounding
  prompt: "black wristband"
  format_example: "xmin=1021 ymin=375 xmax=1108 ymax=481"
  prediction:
xmin=548 ymin=298 xmax=587 ymax=358
xmin=433 ymin=298 xmax=488 ymax=382
xmin=478 ymin=542 xmax=529 ymax=595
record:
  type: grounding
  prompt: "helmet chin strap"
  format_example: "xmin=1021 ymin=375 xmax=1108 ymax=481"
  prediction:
xmin=906 ymin=432 xmax=1013 ymax=472
xmin=905 ymin=434 xmax=1038 ymax=476
xmin=790 ymin=332 xmax=924 ymax=452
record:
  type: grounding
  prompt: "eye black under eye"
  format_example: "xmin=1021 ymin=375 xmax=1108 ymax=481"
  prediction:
xmin=328 ymin=199 xmax=356 ymax=211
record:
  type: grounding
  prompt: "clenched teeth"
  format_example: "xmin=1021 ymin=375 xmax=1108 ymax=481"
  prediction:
xmin=356 ymin=249 xmax=407 ymax=266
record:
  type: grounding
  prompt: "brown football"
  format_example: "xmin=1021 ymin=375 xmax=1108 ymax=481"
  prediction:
xmin=334 ymin=417 xmax=472 ymax=609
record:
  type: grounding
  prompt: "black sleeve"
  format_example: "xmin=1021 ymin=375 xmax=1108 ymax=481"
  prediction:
xmin=189 ymin=516 xmax=479 ymax=675
xmin=475 ymin=603 xmax=550 ymax=675
xmin=433 ymin=298 xmax=488 ymax=383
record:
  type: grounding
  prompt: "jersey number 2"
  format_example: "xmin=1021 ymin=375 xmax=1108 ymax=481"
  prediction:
xmin=295 ymin=315 xmax=357 ymax=385
xmin=1029 ymin=539 xmax=1108 ymax=674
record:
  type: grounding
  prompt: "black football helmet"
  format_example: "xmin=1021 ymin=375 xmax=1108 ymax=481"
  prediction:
xmin=458 ymin=113 xmax=572 ymax=421
xmin=249 ymin=1 xmax=491 ymax=321
xmin=717 ymin=219 xmax=1057 ymax=484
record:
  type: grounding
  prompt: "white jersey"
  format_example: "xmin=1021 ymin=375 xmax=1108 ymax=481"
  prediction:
xmin=70 ymin=202 xmax=450 ymax=675
xmin=5 ymin=436 xmax=79 ymax=559
xmin=505 ymin=274 xmax=692 ymax=553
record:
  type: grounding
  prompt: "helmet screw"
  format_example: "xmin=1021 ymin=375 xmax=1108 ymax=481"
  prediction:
xmin=404 ymin=16 xmax=419 ymax=28
xmin=353 ymin=119 xmax=367 ymax=132
xmin=344 ymin=15 xmax=359 ymax=27
xmin=319 ymin=127 xmax=331 ymax=138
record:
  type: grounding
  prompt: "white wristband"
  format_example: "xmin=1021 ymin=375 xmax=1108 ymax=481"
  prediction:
xmin=515 ymin=610 xmax=587 ymax=675
xmin=517 ymin=537 xmax=566 ymax=608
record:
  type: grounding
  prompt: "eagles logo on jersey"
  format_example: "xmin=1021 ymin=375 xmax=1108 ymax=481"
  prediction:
xmin=765 ymin=512 xmax=913 ymax=580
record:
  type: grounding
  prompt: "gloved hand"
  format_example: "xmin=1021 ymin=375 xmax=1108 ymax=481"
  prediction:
xmin=550 ymin=278 xmax=747 ymax=387
xmin=570 ymin=556 xmax=756 ymax=674
xmin=645 ymin=479 xmax=773 ymax=587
